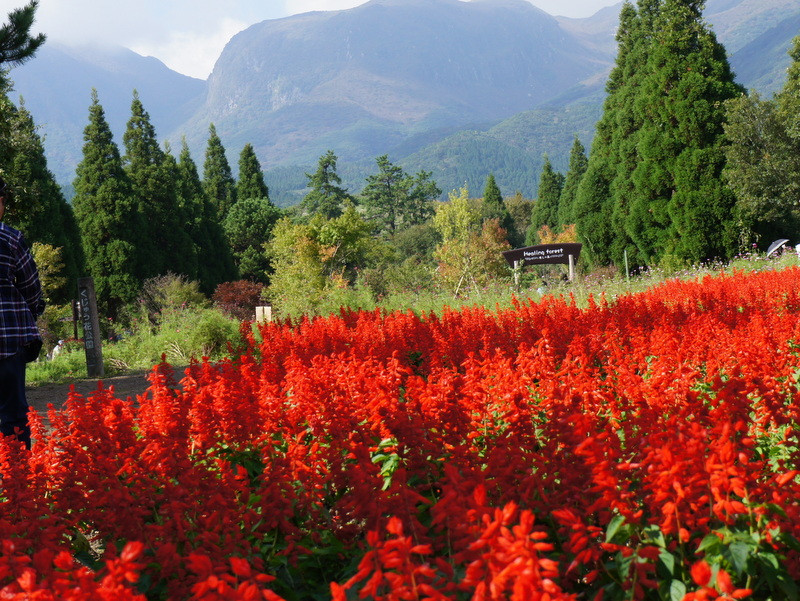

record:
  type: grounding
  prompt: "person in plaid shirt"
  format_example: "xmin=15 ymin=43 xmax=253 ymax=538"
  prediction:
xmin=0 ymin=177 xmax=44 ymax=449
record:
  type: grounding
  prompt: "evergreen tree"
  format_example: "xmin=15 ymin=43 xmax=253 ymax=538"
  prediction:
xmin=482 ymin=173 xmax=517 ymax=245
xmin=557 ymin=137 xmax=588 ymax=229
xmin=626 ymin=0 xmax=741 ymax=264
xmin=361 ymin=155 xmax=408 ymax=235
xmin=223 ymin=197 xmax=281 ymax=283
xmin=175 ymin=138 xmax=237 ymax=294
xmin=4 ymin=97 xmax=84 ymax=302
xmin=0 ymin=1 xmax=45 ymax=83
xmin=301 ymin=150 xmax=352 ymax=219
xmin=72 ymin=90 xmax=143 ymax=319
xmin=527 ymin=155 xmax=563 ymax=245
xmin=202 ymin=123 xmax=236 ymax=220
xmin=361 ymin=155 xmax=439 ymax=235
xmin=724 ymin=36 xmax=800 ymax=245
xmin=572 ymin=0 xmax=658 ymax=265
xmin=236 ymin=143 xmax=270 ymax=201
xmin=123 ymin=90 xmax=196 ymax=279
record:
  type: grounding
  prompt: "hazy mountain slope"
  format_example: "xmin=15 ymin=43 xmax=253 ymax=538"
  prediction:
xmin=8 ymin=43 xmax=205 ymax=183
xmin=175 ymin=0 xmax=614 ymax=168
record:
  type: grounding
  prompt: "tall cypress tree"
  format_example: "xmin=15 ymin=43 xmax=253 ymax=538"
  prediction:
xmin=574 ymin=2 xmax=639 ymax=265
xmin=236 ymin=143 xmax=270 ymax=201
xmin=527 ymin=155 xmax=563 ymax=245
xmin=72 ymin=90 xmax=143 ymax=319
xmin=176 ymin=138 xmax=237 ymax=294
xmin=123 ymin=90 xmax=196 ymax=279
xmin=626 ymin=0 xmax=741 ymax=264
xmin=557 ymin=137 xmax=588 ymax=229
xmin=202 ymin=123 xmax=236 ymax=221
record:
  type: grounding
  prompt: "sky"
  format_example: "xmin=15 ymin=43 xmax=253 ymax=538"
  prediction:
xmin=0 ymin=0 xmax=620 ymax=79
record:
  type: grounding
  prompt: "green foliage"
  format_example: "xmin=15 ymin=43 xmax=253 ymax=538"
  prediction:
xmin=237 ymin=143 xmax=270 ymax=202
xmin=124 ymin=91 xmax=197 ymax=280
xmin=175 ymin=138 xmax=237 ymax=294
xmin=266 ymin=208 xmax=381 ymax=318
xmin=576 ymin=0 xmax=741 ymax=268
xmin=135 ymin=273 xmax=209 ymax=325
xmin=223 ymin=197 xmax=281 ymax=283
xmin=361 ymin=155 xmax=440 ymax=235
xmin=202 ymin=123 xmax=236 ymax=221
xmin=724 ymin=35 xmax=800 ymax=248
xmin=482 ymin=173 xmax=517 ymax=245
xmin=2 ymin=96 xmax=85 ymax=302
xmin=433 ymin=187 xmax=510 ymax=295
xmin=72 ymin=90 xmax=144 ymax=319
xmin=527 ymin=155 xmax=563 ymax=245
xmin=300 ymin=150 xmax=353 ymax=219
xmin=0 ymin=1 xmax=45 ymax=78
xmin=557 ymin=136 xmax=588 ymax=229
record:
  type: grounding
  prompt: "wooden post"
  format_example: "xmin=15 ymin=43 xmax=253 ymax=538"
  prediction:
xmin=255 ymin=305 xmax=272 ymax=323
xmin=513 ymin=260 xmax=521 ymax=291
xmin=568 ymin=254 xmax=575 ymax=282
xmin=77 ymin=277 xmax=104 ymax=378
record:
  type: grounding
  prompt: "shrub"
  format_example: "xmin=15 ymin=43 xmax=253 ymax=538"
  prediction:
xmin=212 ymin=280 xmax=265 ymax=321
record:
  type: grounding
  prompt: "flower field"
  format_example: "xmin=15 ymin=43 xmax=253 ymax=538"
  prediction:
xmin=3 ymin=267 xmax=800 ymax=600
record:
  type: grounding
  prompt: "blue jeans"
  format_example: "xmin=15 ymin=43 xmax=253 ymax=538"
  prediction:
xmin=0 ymin=351 xmax=31 ymax=448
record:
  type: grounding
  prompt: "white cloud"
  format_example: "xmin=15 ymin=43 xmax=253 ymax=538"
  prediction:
xmin=283 ymin=0 xmax=367 ymax=14
xmin=130 ymin=18 xmax=248 ymax=80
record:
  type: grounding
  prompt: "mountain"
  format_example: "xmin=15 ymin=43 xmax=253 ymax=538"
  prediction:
xmin=177 ymin=0 xmax=614 ymax=169
xmin=8 ymin=43 xmax=205 ymax=184
xmin=4 ymin=0 xmax=799 ymax=203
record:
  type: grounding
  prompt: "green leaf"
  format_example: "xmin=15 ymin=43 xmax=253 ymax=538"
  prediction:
xmin=726 ymin=541 xmax=750 ymax=575
xmin=605 ymin=515 xmax=626 ymax=543
xmin=670 ymin=580 xmax=686 ymax=601
xmin=659 ymin=549 xmax=676 ymax=576
xmin=697 ymin=533 xmax=722 ymax=554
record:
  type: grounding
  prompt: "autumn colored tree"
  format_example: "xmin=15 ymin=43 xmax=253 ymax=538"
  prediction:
xmin=433 ymin=186 xmax=510 ymax=294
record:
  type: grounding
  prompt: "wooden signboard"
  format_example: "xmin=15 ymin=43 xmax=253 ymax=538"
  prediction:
xmin=77 ymin=277 xmax=104 ymax=377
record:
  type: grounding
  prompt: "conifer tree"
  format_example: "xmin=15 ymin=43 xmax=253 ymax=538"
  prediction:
xmin=123 ymin=90 xmax=196 ymax=279
xmin=362 ymin=155 xmax=408 ymax=235
xmin=527 ymin=156 xmax=563 ymax=245
xmin=4 ymin=97 xmax=84 ymax=302
xmin=236 ymin=143 xmax=270 ymax=201
xmin=72 ymin=90 xmax=143 ymax=319
xmin=0 ymin=1 xmax=45 ymax=84
xmin=202 ymin=123 xmax=236 ymax=221
xmin=175 ymin=139 xmax=237 ymax=294
xmin=626 ymin=0 xmax=741 ymax=263
xmin=482 ymin=173 xmax=517 ymax=245
xmin=300 ymin=150 xmax=352 ymax=219
xmin=557 ymin=137 xmax=588 ymax=229
xmin=574 ymin=1 xmax=646 ymax=266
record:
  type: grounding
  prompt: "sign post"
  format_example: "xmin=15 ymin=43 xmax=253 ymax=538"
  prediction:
xmin=77 ymin=277 xmax=104 ymax=378
xmin=502 ymin=243 xmax=582 ymax=282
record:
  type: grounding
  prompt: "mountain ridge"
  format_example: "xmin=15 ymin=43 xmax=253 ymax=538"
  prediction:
xmin=4 ymin=0 xmax=797 ymax=204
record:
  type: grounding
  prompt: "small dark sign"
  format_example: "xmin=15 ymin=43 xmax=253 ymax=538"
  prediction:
xmin=77 ymin=277 xmax=104 ymax=378
xmin=502 ymin=243 xmax=582 ymax=267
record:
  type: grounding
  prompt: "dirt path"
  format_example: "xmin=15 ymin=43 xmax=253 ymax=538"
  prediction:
xmin=26 ymin=371 xmax=154 ymax=415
